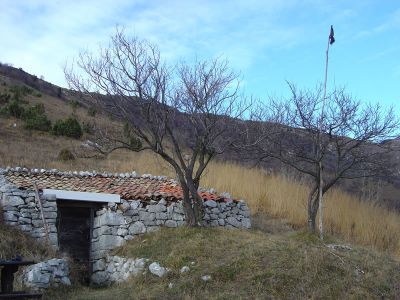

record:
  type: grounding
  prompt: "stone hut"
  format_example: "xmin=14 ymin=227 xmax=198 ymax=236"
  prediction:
xmin=0 ymin=167 xmax=251 ymax=284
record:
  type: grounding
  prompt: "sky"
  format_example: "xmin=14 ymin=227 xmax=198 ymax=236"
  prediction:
xmin=0 ymin=0 xmax=399 ymax=111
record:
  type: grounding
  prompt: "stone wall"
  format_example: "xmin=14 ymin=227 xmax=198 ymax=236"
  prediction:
xmin=1 ymin=171 xmax=252 ymax=286
xmin=23 ymin=258 xmax=71 ymax=290
xmin=0 ymin=175 xmax=58 ymax=248
xmin=90 ymin=198 xmax=251 ymax=283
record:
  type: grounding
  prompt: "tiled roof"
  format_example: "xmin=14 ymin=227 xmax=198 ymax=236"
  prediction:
xmin=0 ymin=168 xmax=230 ymax=202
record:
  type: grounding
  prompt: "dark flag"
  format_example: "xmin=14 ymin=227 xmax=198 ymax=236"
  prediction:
xmin=329 ymin=25 xmax=335 ymax=45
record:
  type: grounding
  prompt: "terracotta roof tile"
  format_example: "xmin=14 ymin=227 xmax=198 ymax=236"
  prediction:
xmin=1 ymin=169 xmax=234 ymax=203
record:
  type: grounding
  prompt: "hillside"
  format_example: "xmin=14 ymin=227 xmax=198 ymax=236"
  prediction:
xmin=1 ymin=63 xmax=399 ymax=211
xmin=1 ymin=65 xmax=400 ymax=298
xmin=1 ymin=65 xmax=400 ymax=254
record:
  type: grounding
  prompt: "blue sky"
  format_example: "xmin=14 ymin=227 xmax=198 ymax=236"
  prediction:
xmin=0 ymin=0 xmax=399 ymax=110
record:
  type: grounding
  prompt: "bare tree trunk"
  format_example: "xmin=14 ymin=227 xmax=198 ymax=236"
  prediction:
xmin=307 ymin=186 xmax=318 ymax=231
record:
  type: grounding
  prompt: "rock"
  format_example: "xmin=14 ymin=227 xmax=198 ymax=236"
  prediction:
xmin=128 ymin=221 xmax=146 ymax=235
xmin=92 ymin=235 xmax=125 ymax=251
xmin=23 ymin=258 xmax=70 ymax=290
xmin=204 ymin=200 xmax=217 ymax=208
xmin=117 ymin=228 xmax=128 ymax=236
xmin=180 ymin=266 xmax=190 ymax=273
xmin=91 ymin=271 xmax=109 ymax=285
xmin=226 ymin=216 xmax=241 ymax=228
xmin=147 ymin=204 xmax=167 ymax=213
xmin=93 ymin=259 xmax=106 ymax=272
xmin=94 ymin=212 xmax=124 ymax=227
xmin=149 ymin=262 xmax=167 ymax=277
xmin=201 ymin=275 xmax=212 ymax=281
xmin=241 ymin=218 xmax=251 ymax=229
xmin=139 ymin=211 xmax=155 ymax=222
xmin=1 ymin=195 xmax=24 ymax=207
xmin=165 ymin=220 xmax=177 ymax=228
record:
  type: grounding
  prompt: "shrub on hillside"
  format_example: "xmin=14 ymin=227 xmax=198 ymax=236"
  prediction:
xmin=57 ymin=148 xmax=75 ymax=161
xmin=0 ymin=100 xmax=25 ymax=118
xmin=52 ymin=117 xmax=83 ymax=139
xmin=22 ymin=104 xmax=51 ymax=132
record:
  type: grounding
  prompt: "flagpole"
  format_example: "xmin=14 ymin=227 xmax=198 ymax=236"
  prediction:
xmin=318 ymin=26 xmax=333 ymax=240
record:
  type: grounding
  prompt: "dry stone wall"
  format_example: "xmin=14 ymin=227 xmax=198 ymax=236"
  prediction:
xmin=0 ymin=175 xmax=58 ymax=248
xmin=1 ymin=168 xmax=252 ymax=286
xmin=90 ymin=198 xmax=251 ymax=284
xmin=23 ymin=258 xmax=71 ymax=290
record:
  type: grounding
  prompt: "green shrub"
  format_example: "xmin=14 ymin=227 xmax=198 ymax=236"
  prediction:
xmin=52 ymin=117 xmax=83 ymax=139
xmin=22 ymin=104 xmax=51 ymax=131
xmin=0 ymin=100 xmax=25 ymax=118
xmin=57 ymin=148 xmax=75 ymax=161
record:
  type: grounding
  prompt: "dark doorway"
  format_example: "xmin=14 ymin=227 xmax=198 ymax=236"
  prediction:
xmin=57 ymin=201 xmax=96 ymax=284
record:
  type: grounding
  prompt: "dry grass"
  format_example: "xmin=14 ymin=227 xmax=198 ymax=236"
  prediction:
xmin=0 ymin=222 xmax=53 ymax=261
xmin=44 ymin=227 xmax=400 ymax=299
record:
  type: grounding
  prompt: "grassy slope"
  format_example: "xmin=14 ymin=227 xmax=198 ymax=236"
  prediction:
xmin=44 ymin=227 xmax=400 ymax=299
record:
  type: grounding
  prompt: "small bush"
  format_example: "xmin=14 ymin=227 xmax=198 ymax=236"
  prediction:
xmin=52 ymin=117 xmax=83 ymax=139
xmin=58 ymin=148 xmax=75 ymax=161
xmin=0 ymin=100 xmax=25 ymax=118
xmin=22 ymin=104 xmax=51 ymax=131
xmin=23 ymin=114 xmax=51 ymax=131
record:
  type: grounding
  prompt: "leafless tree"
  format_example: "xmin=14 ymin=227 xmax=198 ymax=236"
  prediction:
xmin=244 ymin=83 xmax=399 ymax=231
xmin=64 ymin=29 xmax=247 ymax=226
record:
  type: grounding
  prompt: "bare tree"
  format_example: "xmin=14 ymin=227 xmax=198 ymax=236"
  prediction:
xmin=245 ymin=83 xmax=399 ymax=232
xmin=64 ymin=29 xmax=247 ymax=226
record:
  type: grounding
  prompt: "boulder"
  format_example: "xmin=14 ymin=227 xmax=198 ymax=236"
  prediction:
xmin=149 ymin=262 xmax=167 ymax=277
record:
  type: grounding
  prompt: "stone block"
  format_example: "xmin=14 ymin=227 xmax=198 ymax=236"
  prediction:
xmin=3 ymin=211 xmax=19 ymax=222
xmin=18 ymin=217 xmax=32 ymax=224
xmin=91 ymin=271 xmax=109 ymax=285
xmin=155 ymin=212 xmax=167 ymax=220
xmin=128 ymin=221 xmax=146 ymax=235
xmin=226 ymin=216 xmax=241 ymax=228
xmin=172 ymin=213 xmax=184 ymax=221
xmin=1 ymin=195 xmax=24 ymax=207
xmin=92 ymin=259 xmax=106 ymax=272
xmin=117 ymin=228 xmax=128 ymax=236
xmin=94 ymin=212 xmax=124 ymax=227
xmin=139 ymin=211 xmax=155 ymax=222
xmin=43 ymin=212 xmax=57 ymax=219
xmin=92 ymin=235 xmax=125 ymax=251
xmin=204 ymin=200 xmax=217 ymax=208
xmin=165 ymin=220 xmax=177 ymax=228
xmin=241 ymin=218 xmax=251 ymax=229
xmin=147 ymin=204 xmax=167 ymax=213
